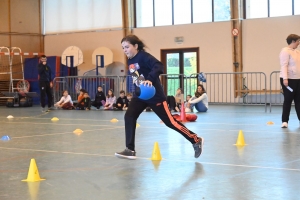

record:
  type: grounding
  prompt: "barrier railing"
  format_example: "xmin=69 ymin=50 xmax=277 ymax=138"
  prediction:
xmin=53 ymin=75 xmax=120 ymax=103
xmin=189 ymin=72 xmax=267 ymax=111
xmin=269 ymin=71 xmax=284 ymax=112
xmin=53 ymin=72 xmax=270 ymax=112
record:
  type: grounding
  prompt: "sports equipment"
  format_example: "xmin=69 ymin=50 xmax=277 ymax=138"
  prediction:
xmin=186 ymin=114 xmax=197 ymax=122
xmin=136 ymin=84 xmax=156 ymax=100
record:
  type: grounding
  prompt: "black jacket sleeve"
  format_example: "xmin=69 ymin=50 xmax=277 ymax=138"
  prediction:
xmin=145 ymin=53 xmax=164 ymax=84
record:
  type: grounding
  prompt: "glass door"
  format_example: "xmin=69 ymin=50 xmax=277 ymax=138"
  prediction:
xmin=161 ymin=48 xmax=199 ymax=96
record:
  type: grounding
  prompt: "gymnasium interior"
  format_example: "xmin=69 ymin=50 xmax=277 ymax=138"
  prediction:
xmin=1 ymin=0 xmax=300 ymax=200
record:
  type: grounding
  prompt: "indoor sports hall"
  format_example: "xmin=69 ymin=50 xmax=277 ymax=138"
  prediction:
xmin=1 ymin=1 xmax=300 ymax=200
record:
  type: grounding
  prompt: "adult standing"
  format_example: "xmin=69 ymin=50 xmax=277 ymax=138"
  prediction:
xmin=279 ymin=34 xmax=300 ymax=128
xmin=37 ymin=55 xmax=53 ymax=112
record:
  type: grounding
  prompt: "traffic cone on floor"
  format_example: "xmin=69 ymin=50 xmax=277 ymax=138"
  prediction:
xmin=22 ymin=159 xmax=45 ymax=182
xmin=180 ymin=102 xmax=187 ymax=122
xmin=234 ymin=130 xmax=247 ymax=146
xmin=150 ymin=142 xmax=162 ymax=161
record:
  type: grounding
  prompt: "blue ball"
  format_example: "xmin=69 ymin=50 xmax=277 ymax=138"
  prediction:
xmin=137 ymin=84 xmax=156 ymax=100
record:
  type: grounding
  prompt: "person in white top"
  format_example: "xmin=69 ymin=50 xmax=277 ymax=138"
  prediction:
xmin=279 ymin=34 xmax=300 ymax=128
xmin=104 ymin=89 xmax=116 ymax=110
xmin=186 ymin=84 xmax=208 ymax=112
xmin=54 ymin=90 xmax=74 ymax=110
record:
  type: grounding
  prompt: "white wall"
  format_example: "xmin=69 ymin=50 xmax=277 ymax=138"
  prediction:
xmin=45 ymin=15 xmax=300 ymax=77
xmin=133 ymin=21 xmax=233 ymax=73
xmin=44 ymin=30 xmax=125 ymax=76
xmin=243 ymin=15 xmax=300 ymax=83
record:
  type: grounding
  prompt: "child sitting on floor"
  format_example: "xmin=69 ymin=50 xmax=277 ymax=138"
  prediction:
xmin=92 ymin=86 xmax=106 ymax=110
xmin=104 ymin=89 xmax=116 ymax=110
xmin=115 ymin=90 xmax=129 ymax=111
xmin=184 ymin=95 xmax=193 ymax=112
xmin=77 ymin=89 xmax=86 ymax=108
xmin=54 ymin=90 xmax=74 ymax=110
xmin=77 ymin=92 xmax=91 ymax=110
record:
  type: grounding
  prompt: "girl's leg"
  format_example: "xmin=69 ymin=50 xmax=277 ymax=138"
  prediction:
xmin=195 ymin=101 xmax=208 ymax=112
xmin=150 ymin=101 xmax=203 ymax=158
xmin=124 ymin=98 xmax=148 ymax=151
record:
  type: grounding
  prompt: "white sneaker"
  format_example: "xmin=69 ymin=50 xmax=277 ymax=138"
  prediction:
xmin=281 ymin=122 xmax=288 ymax=128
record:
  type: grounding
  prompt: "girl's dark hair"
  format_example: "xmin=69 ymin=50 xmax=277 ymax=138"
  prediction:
xmin=62 ymin=90 xmax=68 ymax=94
xmin=195 ymin=84 xmax=206 ymax=97
xmin=107 ymin=89 xmax=114 ymax=97
xmin=121 ymin=35 xmax=146 ymax=51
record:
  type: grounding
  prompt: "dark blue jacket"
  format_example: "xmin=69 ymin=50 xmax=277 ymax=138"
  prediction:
xmin=128 ymin=51 xmax=166 ymax=104
xmin=37 ymin=63 xmax=52 ymax=82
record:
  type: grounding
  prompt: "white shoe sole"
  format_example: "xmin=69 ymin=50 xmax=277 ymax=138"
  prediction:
xmin=115 ymin=153 xmax=136 ymax=160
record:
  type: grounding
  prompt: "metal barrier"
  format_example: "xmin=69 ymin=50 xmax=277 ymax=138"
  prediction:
xmin=53 ymin=75 xmax=120 ymax=103
xmin=189 ymin=72 xmax=267 ymax=111
xmin=53 ymin=72 xmax=269 ymax=112
xmin=269 ymin=71 xmax=284 ymax=112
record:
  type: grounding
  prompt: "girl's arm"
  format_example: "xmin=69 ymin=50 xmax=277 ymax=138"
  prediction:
xmin=56 ymin=97 xmax=64 ymax=105
xmin=146 ymin=54 xmax=164 ymax=84
xmin=64 ymin=95 xmax=71 ymax=103
xmin=108 ymin=96 xmax=116 ymax=108
xmin=189 ymin=93 xmax=207 ymax=104
xmin=105 ymin=97 xmax=109 ymax=106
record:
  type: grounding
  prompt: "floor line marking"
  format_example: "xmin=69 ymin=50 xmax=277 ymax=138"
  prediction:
xmin=2 ymin=116 xmax=281 ymax=126
xmin=1 ymin=146 xmax=299 ymax=172
xmin=4 ymin=121 xmax=123 ymax=127
xmin=3 ymin=120 xmax=297 ymax=135
xmin=11 ymin=126 xmax=124 ymax=139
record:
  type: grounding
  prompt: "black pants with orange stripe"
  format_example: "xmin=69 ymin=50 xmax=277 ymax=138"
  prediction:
xmin=124 ymin=98 xmax=200 ymax=151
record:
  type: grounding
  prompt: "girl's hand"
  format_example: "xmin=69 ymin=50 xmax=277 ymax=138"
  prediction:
xmin=283 ymin=79 xmax=288 ymax=87
xmin=142 ymin=80 xmax=152 ymax=86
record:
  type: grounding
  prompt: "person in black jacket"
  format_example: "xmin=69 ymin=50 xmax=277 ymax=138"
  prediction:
xmin=92 ymin=86 xmax=106 ymax=109
xmin=114 ymin=90 xmax=129 ymax=110
xmin=115 ymin=35 xmax=203 ymax=160
xmin=37 ymin=55 xmax=53 ymax=112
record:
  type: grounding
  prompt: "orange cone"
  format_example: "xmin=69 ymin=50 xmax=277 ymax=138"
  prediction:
xmin=180 ymin=102 xmax=187 ymax=122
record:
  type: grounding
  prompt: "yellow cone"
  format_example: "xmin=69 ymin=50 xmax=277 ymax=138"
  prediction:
xmin=110 ymin=118 xmax=118 ymax=122
xmin=136 ymin=123 xmax=140 ymax=127
xmin=73 ymin=129 xmax=83 ymax=135
xmin=150 ymin=142 xmax=162 ymax=161
xmin=22 ymin=159 xmax=45 ymax=182
xmin=234 ymin=130 xmax=247 ymax=146
xmin=51 ymin=117 xmax=59 ymax=121
xmin=267 ymin=121 xmax=274 ymax=125
xmin=7 ymin=115 xmax=14 ymax=119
